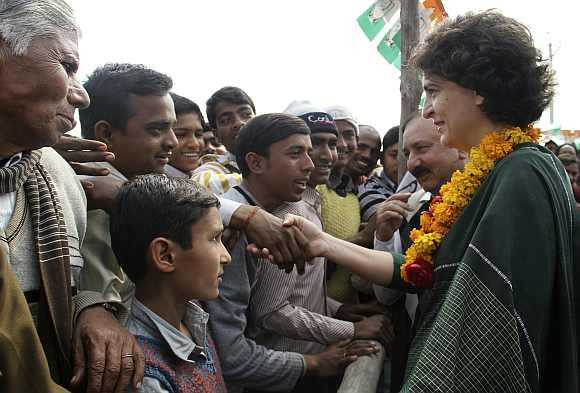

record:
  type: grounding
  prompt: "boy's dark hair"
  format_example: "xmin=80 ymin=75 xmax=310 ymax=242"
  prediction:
xmin=109 ymin=175 xmax=219 ymax=283
xmin=206 ymin=86 xmax=255 ymax=129
xmin=412 ymin=10 xmax=555 ymax=128
xmin=170 ymin=92 xmax=206 ymax=127
xmin=382 ymin=126 xmax=399 ymax=151
xmin=80 ymin=63 xmax=173 ymax=139
xmin=236 ymin=113 xmax=310 ymax=177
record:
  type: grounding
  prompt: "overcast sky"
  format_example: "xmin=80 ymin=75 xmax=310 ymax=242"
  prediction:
xmin=70 ymin=0 xmax=578 ymax=136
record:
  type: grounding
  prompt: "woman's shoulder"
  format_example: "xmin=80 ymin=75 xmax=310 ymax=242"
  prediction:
xmin=488 ymin=143 xmax=574 ymax=207
xmin=495 ymin=143 xmax=565 ymax=180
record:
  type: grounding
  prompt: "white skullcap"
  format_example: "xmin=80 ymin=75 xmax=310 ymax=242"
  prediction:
xmin=324 ymin=105 xmax=359 ymax=133
xmin=283 ymin=100 xmax=323 ymax=116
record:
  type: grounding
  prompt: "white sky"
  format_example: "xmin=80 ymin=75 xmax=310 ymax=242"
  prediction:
xmin=70 ymin=0 xmax=578 ymax=136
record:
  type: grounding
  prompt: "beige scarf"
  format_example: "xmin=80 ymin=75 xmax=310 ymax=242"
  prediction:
xmin=0 ymin=150 xmax=73 ymax=382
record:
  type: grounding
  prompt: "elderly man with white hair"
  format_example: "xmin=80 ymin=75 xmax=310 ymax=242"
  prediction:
xmin=0 ymin=1 xmax=143 ymax=392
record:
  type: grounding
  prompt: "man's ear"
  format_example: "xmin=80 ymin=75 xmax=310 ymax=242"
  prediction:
xmin=457 ymin=149 xmax=469 ymax=162
xmin=94 ymin=120 xmax=115 ymax=148
xmin=148 ymin=237 xmax=176 ymax=274
xmin=245 ymin=152 xmax=266 ymax=175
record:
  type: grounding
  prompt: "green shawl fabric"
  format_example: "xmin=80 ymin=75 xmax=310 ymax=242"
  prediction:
xmin=392 ymin=144 xmax=578 ymax=392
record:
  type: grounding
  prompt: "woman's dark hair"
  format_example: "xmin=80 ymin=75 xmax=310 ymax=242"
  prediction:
xmin=236 ymin=113 xmax=310 ymax=177
xmin=412 ymin=10 xmax=555 ymax=128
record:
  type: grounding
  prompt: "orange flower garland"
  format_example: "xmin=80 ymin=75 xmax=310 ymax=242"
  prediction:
xmin=401 ymin=126 xmax=540 ymax=288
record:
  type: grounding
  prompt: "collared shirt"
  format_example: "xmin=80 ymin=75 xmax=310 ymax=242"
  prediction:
xmin=127 ymin=299 xmax=211 ymax=364
xmin=192 ymin=152 xmax=242 ymax=195
xmin=328 ymin=171 xmax=356 ymax=197
xmin=127 ymin=299 xmax=224 ymax=393
xmin=247 ymin=186 xmax=355 ymax=354
xmin=0 ymin=152 xmax=23 ymax=230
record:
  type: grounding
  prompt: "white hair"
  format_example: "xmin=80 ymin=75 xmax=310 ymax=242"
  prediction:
xmin=0 ymin=0 xmax=79 ymax=57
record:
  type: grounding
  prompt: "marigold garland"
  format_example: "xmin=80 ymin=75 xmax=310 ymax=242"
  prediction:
xmin=401 ymin=126 xmax=540 ymax=288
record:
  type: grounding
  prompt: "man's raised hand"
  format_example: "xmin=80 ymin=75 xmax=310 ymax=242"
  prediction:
xmin=375 ymin=193 xmax=412 ymax=241
xmin=54 ymin=134 xmax=114 ymax=176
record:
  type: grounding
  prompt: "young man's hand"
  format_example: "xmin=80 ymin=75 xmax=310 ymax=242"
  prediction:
xmin=81 ymin=176 xmax=124 ymax=212
xmin=348 ymin=215 xmax=377 ymax=248
xmin=236 ymin=207 xmax=310 ymax=274
xmin=53 ymin=134 xmax=115 ymax=176
xmin=304 ymin=340 xmax=380 ymax=377
xmin=375 ymin=193 xmax=412 ymax=241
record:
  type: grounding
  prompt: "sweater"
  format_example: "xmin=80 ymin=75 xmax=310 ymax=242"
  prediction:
xmin=128 ymin=300 xmax=226 ymax=393
xmin=317 ymin=184 xmax=361 ymax=303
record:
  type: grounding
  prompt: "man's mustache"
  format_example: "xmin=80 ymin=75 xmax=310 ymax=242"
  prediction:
xmin=411 ymin=165 xmax=431 ymax=179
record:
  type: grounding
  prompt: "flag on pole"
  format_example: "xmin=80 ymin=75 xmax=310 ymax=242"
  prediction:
xmin=357 ymin=0 xmax=447 ymax=70
xmin=376 ymin=21 xmax=401 ymax=69
xmin=357 ymin=3 xmax=386 ymax=41
xmin=357 ymin=0 xmax=399 ymax=41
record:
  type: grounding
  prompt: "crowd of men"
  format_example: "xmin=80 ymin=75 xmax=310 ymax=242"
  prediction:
xmin=1 ymin=1 xmax=579 ymax=393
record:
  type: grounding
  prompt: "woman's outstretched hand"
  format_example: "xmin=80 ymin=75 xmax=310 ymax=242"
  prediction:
xmin=281 ymin=213 xmax=329 ymax=259
xmin=246 ymin=213 xmax=329 ymax=263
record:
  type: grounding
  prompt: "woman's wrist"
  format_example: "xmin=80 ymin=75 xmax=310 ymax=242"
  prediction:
xmin=319 ymin=231 xmax=338 ymax=259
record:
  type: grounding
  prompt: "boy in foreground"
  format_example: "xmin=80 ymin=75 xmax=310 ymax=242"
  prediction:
xmin=110 ymin=175 xmax=231 ymax=393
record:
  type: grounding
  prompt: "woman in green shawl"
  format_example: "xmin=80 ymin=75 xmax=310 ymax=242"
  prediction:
xmin=280 ymin=10 xmax=579 ymax=393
